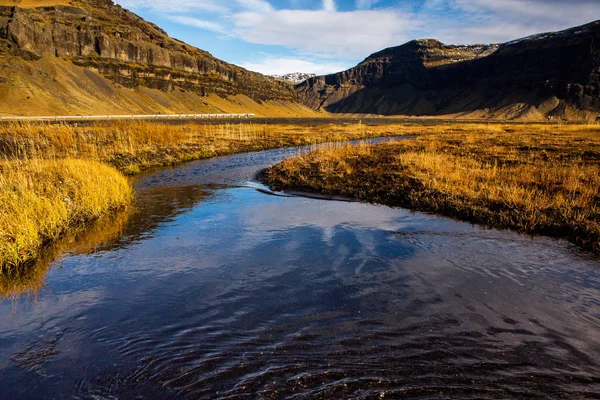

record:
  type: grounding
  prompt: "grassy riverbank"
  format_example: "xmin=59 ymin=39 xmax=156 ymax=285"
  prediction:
xmin=0 ymin=120 xmax=406 ymax=271
xmin=0 ymin=159 xmax=132 ymax=271
xmin=0 ymin=121 xmax=405 ymax=175
xmin=265 ymin=124 xmax=600 ymax=253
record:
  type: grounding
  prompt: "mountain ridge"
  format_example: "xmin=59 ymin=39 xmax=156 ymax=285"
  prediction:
xmin=0 ymin=0 xmax=320 ymax=116
xmin=1 ymin=1 xmax=599 ymax=120
xmin=297 ymin=20 xmax=600 ymax=120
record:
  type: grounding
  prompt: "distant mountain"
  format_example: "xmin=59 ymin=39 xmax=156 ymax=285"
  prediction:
xmin=2 ymin=1 xmax=598 ymax=120
xmin=271 ymin=73 xmax=316 ymax=84
xmin=297 ymin=21 xmax=600 ymax=120
xmin=0 ymin=0 xmax=315 ymax=116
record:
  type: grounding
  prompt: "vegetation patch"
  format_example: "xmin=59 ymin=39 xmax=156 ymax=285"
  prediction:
xmin=0 ymin=121 xmax=405 ymax=174
xmin=264 ymin=124 xmax=600 ymax=253
xmin=0 ymin=158 xmax=132 ymax=271
xmin=0 ymin=120 xmax=406 ymax=272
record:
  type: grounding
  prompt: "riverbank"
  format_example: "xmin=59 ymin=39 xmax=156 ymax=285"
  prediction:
xmin=0 ymin=120 xmax=409 ymax=175
xmin=0 ymin=120 xmax=410 ymax=271
xmin=264 ymin=124 xmax=600 ymax=253
xmin=0 ymin=159 xmax=132 ymax=272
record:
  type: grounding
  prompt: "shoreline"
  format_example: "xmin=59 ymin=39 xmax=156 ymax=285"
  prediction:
xmin=0 ymin=121 xmax=410 ymax=271
xmin=0 ymin=159 xmax=133 ymax=272
xmin=263 ymin=127 xmax=600 ymax=254
xmin=3 ymin=121 xmax=599 ymax=271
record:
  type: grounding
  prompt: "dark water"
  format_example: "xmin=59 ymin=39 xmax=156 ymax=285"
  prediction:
xmin=1 ymin=140 xmax=600 ymax=399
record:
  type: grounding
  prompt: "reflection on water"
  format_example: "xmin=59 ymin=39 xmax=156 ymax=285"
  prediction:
xmin=0 ymin=212 xmax=131 ymax=300
xmin=1 ymin=142 xmax=600 ymax=399
xmin=1 ymin=184 xmax=216 ymax=299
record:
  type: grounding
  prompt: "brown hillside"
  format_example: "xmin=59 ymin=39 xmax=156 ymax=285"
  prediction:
xmin=0 ymin=0 xmax=317 ymax=116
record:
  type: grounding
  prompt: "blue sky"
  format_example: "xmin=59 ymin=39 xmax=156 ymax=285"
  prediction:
xmin=114 ymin=0 xmax=600 ymax=75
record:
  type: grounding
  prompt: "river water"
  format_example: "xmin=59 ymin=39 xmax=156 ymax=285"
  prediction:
xmin=1 ymin=140 xmax=599 ymax=399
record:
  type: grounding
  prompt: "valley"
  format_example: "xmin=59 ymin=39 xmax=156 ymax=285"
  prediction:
xmin=1 ymin=1 xmax=599 ymax=399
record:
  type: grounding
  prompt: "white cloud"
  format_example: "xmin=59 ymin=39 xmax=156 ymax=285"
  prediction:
xmin=426 ymin=0 xmax=600 ymax=44
xmin=323 ymin=0 xmax=336 ymax=12
xmin=240 ymin=57 xmax=350 ymax=75
xmin=113 ymin=0 xmax=600 ymax=78
xmin=233 ymin=9 xmax=417 ymax=59
xmin=116 ymin=0 xmax=229 ymax=13
xmin=166 ymin=16 xmax=226 ymax=34
xmin=453 ymin=0 xmax=600 ymax=25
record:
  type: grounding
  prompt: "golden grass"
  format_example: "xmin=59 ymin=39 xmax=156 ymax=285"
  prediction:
xmin=0 ymin=120 xmax=403 ymax=174
xmin=265 ymin=124 xmax=600 ymax=253
xmin=3 ymin=120 xmax=597 ymax=273
xmin=0 ymin=158 xmax=132 ymax=271
xmin=0 ymin=120 xmax=406 ymax=271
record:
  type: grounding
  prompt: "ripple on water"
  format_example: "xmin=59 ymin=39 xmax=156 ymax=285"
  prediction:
xmin=1 ymin=140 xmax=599 ymax=399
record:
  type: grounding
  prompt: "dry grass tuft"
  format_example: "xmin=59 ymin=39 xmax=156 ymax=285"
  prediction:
xmin=0 ymin=158 xmax=132 ymax=271
xmin=266 ymin=124 xmax=600 ymax=253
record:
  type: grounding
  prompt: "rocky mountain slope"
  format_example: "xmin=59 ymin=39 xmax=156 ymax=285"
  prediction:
xmin=0 ymin=0 xmax=314 ymax=116
xmin=297 ymin=21 xmax=600 ymax=120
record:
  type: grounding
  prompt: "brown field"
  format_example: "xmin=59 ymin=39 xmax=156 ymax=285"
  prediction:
xmin=265 ymin=123 xmax=600 ymax=253
xmin=0 ymin=120 xmax=405 ymax=174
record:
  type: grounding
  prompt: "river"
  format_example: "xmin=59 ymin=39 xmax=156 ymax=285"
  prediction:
xmin=1 ymin=139 xmax=599 ymax=399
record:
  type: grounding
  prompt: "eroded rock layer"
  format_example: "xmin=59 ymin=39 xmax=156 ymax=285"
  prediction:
xmin=297 ymin=22 xmax=600 ymax=119
xmin=0 ymin=0 xmax=296 ymax=102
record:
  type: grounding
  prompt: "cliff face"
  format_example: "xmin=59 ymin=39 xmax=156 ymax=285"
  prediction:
xmin=297 ymin=21 xmax=600 ymax=119
xmin=298 ymin=40 xmax=499 ymax=110
xmin=0 ymin=0 xmax=297 ymax=102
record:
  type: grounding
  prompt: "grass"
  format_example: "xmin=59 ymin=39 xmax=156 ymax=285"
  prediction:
xmin=264 ymin=123 xmax=600 ymax=253
xmin=0 ymin=158 xmax=132 ymax=272
xmin=0 ymin=209 xmax=131 ymax=300
xmin=0 ymin=120 xmax=405 ymax=273
xmin=4 ymin=119 xmax=597 ymax=280
xmin=0 ymin=120 xmax=404 ymax=174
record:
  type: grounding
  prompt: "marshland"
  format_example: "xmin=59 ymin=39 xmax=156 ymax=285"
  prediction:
xmin=3 ymin=120 xmax=600 ymax=272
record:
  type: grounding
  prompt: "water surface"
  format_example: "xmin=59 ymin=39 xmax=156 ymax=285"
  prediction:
xmin=1 ymin=140 xmax=599 ymax=399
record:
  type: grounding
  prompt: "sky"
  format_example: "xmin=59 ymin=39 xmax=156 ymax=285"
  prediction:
xmin=114 ymin=0 xmax=600 ymax=76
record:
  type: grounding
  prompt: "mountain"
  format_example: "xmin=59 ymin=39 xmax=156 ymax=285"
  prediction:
xmin=0 ymin=0 xmax=315 ymax=116
xmin=271 ymin=73 xmax=316 ymax=84
xmin=297 ymin=21 xmax=600 ymax=120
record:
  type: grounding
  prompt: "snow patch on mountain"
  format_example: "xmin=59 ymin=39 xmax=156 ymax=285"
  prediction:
xmin=271 ymin=72 xmax=316 ymax=84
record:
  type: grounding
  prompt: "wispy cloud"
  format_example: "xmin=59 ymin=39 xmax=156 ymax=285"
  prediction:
xmin=114 ymin=0 xmax=600 ymax=75
xmin=166 ymin=16 xmax=226 ymax=34
xmin=233 ymin=9 xmax=417 ymax=59
xmin=236 ymin=0 xmax=274 ymax=13
xmin=356 ymin=0 xmax=380 ymax=9
xmin=426 ymin=0 xmax=600 ymax=44
xmin=117 ymin=0 xmax=229 ymax=13
xmin=453 ymin=0 xmax=600 ymax=24
xmin=240 ymin=57 xmax=348 ymax=75
xmin=323 ymin=0 xmax=336 ymax=12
